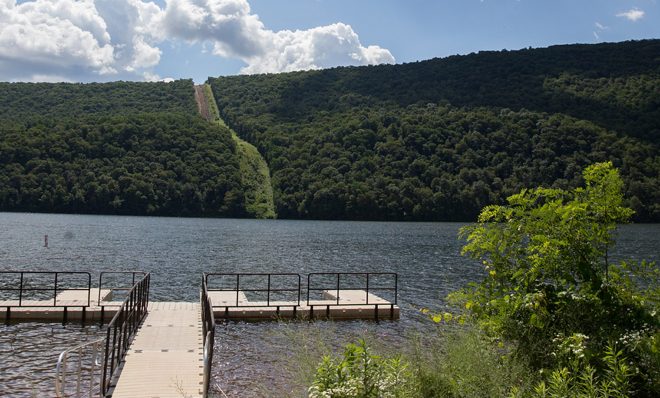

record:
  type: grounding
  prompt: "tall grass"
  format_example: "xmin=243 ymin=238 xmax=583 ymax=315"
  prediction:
xmin=271 ymin=322 xmax=536 ymax=397
xmin=407 ymin=326 xmax=534 ymax=397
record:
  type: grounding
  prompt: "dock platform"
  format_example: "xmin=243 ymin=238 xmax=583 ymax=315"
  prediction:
xmin=207 ymin=289 xmax=400 ymax=320
xmin=7 ymin=271 xmax=399 ymax=397
xmin=111 ymin=302 xmax=205 ymax=398
xmin=1 ymin=288 xmax=122 ymax=322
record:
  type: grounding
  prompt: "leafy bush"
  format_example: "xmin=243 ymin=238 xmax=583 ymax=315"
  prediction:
xmin=308 ymin=339 xmax=415 ymax=398
xmin=533 ymin=346 xmax=633 ymax=398
xmin=457 ymin=162 xmax=659 ymax=396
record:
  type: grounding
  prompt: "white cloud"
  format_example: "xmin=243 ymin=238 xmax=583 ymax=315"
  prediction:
xmin=616 ymin=8 xmax=645 ymax=22
xmin=0 ymin=0 xmax=164 ymax=81
xmin=162 ymin=0 xmax=394 ymax=74
xmin=593 ymin=21 xmax=608 ymax=40
xmin=237 ymin=22 xmax=395 ymax=74
xmin=0 ymin=0 xmax=394 ymax=81
xmin=0 ymin=0 xmax=116 ymax=80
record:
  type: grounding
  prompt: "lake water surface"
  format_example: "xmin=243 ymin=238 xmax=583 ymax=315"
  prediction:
xmin=1 ymin=213 xmax=658 ymax=397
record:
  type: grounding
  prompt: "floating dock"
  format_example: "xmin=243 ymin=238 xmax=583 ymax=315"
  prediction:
xmin=1 ymin=289 xmax=399 ymax=322
xmin=110 ymin=302 xmax=205 ymax=398
xmin=1 ymin=288 xmax=121 ymax=323
xmin=3 ymin=271 xmax=398 ymax=397
xmin=207 ymin=289 xmax=399 ymax=320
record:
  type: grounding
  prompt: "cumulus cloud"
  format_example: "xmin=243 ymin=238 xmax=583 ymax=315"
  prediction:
xmin=161 ymin=0 xmax=394 ymax=74
xmin=239 ymin=22 xmax=395 ymax=74
xmin=0 ymin=0 xmax=163 ymax=81
xmin=616 ymin=8 xmax=645 ymax=22
xmin=0 ymin=0 xmax=394 ymax=82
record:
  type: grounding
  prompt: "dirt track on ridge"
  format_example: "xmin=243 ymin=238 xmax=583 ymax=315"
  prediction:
xmin=194 ymin=85 xmax=212 ymax=121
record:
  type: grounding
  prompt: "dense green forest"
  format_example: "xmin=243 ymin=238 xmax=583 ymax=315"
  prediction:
xmin=1 ymin=41 xmax=658 ymax=220
xmin=0 ymin=81 xmax=246 ymax=216
xmin=0 ymin=80 xmax=198 ymax=118
xmin=208 ymin=40 xmax=660 ymax=221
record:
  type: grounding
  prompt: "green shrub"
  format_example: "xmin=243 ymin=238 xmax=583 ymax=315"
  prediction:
xmin=308 ymin=339 xmax=416 ymax=398
xmin=534 ymin=346 xmax=633 ymax=398
xmin=457 ymin=162 xmax=659 ymax=396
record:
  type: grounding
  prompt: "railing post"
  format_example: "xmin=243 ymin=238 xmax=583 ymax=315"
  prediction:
xmin=394 ymin=273 xmax=398 ymax=304
xmin=18 ymin=272 xmax=24 ymax=306
xmin=235 ymin=275 xmax=240 ymax=306
xmin=297 ymin=274 xmax=301 ymax=307
xmin=54 ymin=272 xmax=59 ymax=306
xmin=86 ymin=272 xmax=91 ymax=308
xmin=98 ymin=273 xmax=103 ymax=306
xmin=307 ymin=274 xmax=311 ymax=306
xmin=103 ymin=327 xmax=111 ymax=395
xmin=336 ymin=273 xmax=340 ymax=305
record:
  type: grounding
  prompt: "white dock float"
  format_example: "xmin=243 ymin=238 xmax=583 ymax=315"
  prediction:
xmin=1 ymin=288 xmax=120 ymax=322
xmin=111 ymin=301 xmax=205 ymax=398
xmin=207 ymin=289 xmax=399 ymax=320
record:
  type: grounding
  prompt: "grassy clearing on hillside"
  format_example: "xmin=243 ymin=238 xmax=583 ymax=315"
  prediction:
xmin=202 ymin=84 xmax=276 ymax=219
xmin=232 ymin=132 xmax=277 ymax=219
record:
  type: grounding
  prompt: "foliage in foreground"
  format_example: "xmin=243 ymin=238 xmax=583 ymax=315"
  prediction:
xmin=308 ymin=162 xmax=658 ymax=397
xmin=306 ymin=327 xmax=535 ymax=398
xmin=308 ymin=339 xmax=414 ymax=398
xmin=457 ymin=161 xmax=659 ymax=396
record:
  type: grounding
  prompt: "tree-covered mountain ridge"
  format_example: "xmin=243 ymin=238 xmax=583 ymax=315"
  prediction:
xmin=208 ymin=39 xmax=660 ymax=221
xmin=0 ymin=80 xmax=248 ymax=217
xmin=0 ymin=40 xmax=658 ymax=221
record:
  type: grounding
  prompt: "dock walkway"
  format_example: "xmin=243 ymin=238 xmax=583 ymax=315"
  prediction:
xmin=111 ymin=302 xmax=205 ymax=398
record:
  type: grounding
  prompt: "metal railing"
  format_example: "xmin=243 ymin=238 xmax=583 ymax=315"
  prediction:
xmin=204 ymin=273 xmax=301 ymax=317
xmin=100 ymin=272 xmax=150 ymax=396
xmin=55 ymin=338 xmax=105 ymax=398
xmin=97 ymin=271 xmax=148 ymax=324
xmin=0 ymin=271 xmax=91 ymax=323
xmin=98 ymin=271 xmax=148 ymax=305
xmin=201 ymin=276 xmax=216 ymax=398
xmin=307 ymin=273 xmax=398 ymax=320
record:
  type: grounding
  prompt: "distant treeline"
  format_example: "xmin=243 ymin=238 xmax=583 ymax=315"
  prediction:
xmin=0 ymin=81 xmax=246 ymax=217
xmin=208 ymin=40 xmax=660 ymax=221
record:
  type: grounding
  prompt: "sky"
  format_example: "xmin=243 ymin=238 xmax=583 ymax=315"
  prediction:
xmin=0 ymin=0 xmax=658 ymax=83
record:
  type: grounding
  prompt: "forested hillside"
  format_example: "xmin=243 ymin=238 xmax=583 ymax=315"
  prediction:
xmin=0 ymin=80 xmax=246 ymax=217
xmin=208 ymin=40 xmax=660 ymax=221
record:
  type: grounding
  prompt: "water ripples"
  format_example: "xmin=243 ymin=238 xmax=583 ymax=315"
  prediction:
xmin=0 ymin=214 xmax=657 ymax=396
xmin=0 ymin=322 xmax=105 ymax=397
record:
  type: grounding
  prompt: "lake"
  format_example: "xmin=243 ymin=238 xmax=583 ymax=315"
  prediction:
xmin=0 ymin=213 xmax=658 ymax=397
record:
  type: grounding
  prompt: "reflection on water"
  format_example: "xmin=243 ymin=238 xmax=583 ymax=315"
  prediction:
xmin=0 ymin=322 xmax=105 ymax=397
xmin=0 ymin=213 xmax=657 ymax=396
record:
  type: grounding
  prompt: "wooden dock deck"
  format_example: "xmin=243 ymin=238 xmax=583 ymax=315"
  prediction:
xmin=111 ymin=302 xmax=205 ymax=398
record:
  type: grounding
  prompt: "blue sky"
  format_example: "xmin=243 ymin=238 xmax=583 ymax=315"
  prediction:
xmin=1 ymin=0 xmax=658 ymax=83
